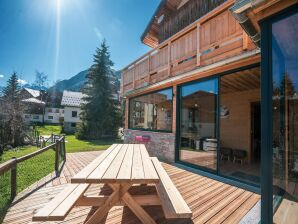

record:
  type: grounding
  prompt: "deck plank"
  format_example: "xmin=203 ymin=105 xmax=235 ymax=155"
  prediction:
xmin=3 ymin=150 xmax=260 ymax=224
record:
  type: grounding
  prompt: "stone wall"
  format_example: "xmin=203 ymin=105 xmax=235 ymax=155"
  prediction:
xmin=124 ymin=129 xmax=175 ymax=162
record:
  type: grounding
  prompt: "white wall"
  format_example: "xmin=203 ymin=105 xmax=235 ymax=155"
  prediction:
xmin=44 ymin=107 xmax=64 ymax=124
xmin=64 ymin=106 xmax=82 ymax=123
xmin=23 ymin=114 xmax=43 ymax=123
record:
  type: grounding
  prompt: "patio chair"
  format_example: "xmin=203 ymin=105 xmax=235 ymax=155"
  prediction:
xmin=232 ymin=149 xmax=247 ymax=164
xmin=221 ymin=147 xmax=232 ymax=161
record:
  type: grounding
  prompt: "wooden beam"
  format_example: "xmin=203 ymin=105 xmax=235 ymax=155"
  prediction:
xmin=242 ymin=30 xmax=248 ymax=51
xmin=197 ymin=23 xmax=201 ymax=66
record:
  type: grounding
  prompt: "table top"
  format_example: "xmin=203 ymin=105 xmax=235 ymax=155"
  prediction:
xmin=71 ymin=144 xmax=160 ymax=184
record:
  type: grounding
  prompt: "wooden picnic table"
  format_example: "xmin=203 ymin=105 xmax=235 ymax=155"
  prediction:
xmin=33 ymin=144 xmax=192 ymax=224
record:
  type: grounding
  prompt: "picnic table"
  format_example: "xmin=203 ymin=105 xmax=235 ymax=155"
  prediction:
xmin=33 ymin=144 xmax=192 ymax=224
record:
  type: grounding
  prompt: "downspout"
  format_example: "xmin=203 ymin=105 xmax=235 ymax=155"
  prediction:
xmin=229 ymin=0 xmax=266 ymax=48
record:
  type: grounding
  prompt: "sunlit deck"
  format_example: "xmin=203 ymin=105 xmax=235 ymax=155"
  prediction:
xmin=3 ymin=151 xmax=260 ymax=224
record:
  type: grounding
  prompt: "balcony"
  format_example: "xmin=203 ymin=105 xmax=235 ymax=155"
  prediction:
xmin=121 ymin=1 xmax=256 ymax=96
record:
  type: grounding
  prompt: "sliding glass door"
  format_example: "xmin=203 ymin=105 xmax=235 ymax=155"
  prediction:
xmin=271 ymin=9 xmax=298 ymax=224
xmin=178 ymin=79 xmax=218 ymax=171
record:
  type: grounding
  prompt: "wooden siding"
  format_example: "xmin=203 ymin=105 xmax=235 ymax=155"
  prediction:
xmin=121 ymin=0 xmax=256 ymax=96
xmin=3 ymin=151 xmax=260 ymax=224
xmin=159 ymin=0 xmax=227 ymax=43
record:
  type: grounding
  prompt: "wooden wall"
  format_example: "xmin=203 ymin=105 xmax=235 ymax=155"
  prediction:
xmin=220 ymin=89 xmax=260 ymax=163
xmin=159 ymin=0 xmax=227 ymax=42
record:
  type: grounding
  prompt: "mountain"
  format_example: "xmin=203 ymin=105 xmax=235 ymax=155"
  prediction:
xmin=22 ymin=84 xmax=48 ymax=91
xmin=49 ymin=70 xmax=88 ymax=92
xmin=48 ymin=69 xmax=121 ymax=93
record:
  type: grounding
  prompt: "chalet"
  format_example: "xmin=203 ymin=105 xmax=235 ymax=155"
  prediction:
xmin=44 ymin=107 xmax=64 ymax=124
xmin=121 ymin=0 xmax=298 ymax=223
xmin=61 ymin=90 xmax=85 ymax=133
xmin=21 ymin=88 xmax=45 ymax=123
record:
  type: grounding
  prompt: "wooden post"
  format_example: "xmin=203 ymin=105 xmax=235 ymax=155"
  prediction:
xmin=125 ymin=98 xmax=129 ymax=129
xmin=63 ymin=136 xmax=66 ymax=160
xmin=55 ymin=141 xmax=60 ymax=174
xmin=242 ymin=30 xmax=249 ymax=51
xmin=11 ymin=157 xmax=17 ymax=199
xmin=168 ymin=42 xmax=171 ymax=76
xmin=172 ymin=85 xmax=177 ymax=134
xmin=196 ymin=23 xmax=201 ymax=66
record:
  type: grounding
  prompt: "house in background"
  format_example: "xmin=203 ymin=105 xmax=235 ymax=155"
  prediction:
xmin=44 ymin=107 xmax=64 ymax=124
xmin=121 ymin=0 xmax=298 ymax=223
xmin=21 ymin=88 xmax=45 ymax=123
xmin=61 ymin=90 xmax=85 ymax=133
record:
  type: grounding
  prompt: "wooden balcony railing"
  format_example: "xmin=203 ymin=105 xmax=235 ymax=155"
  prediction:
xmin=121 ymin=0 xmax=256 ymax=95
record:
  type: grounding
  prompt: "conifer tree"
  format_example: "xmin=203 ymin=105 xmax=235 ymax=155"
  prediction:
xmin=76 ymin=41 xmax=121 ymax=139
xmin=1 ymin=72 xmax=25 ymax=146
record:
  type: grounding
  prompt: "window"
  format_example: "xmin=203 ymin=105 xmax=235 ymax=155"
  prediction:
xmin=24 ymin=115 xmax=30 ymax=118
xmin=33 ymin=115 xmax=39 ymax=119
xmin=72 ymin=111 xmax=78 ymax=117
xmin=55 ymin=109 xmax=59 ymax=113
xmin=48 ymin=109 xmax=52 ymax=112
xmin=129 ymin=88 xmax=173 ymax=131
xmin=71 ymin=123 xmax=76 ymax=128
xmin=179 ymin=79 xmax=218 ymax=171
xmin=271 ymin=10 xmax=298 ymax=223
xmin=48 ymin=116 xmax=53 ymax=120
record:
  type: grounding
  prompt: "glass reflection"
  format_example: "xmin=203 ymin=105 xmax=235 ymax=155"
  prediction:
xmin=179 ymin=79 xmax=218 ymax=170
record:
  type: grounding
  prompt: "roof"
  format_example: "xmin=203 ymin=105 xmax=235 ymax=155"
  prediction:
xmin=61 ymin=91 xmax=86 ymax=107
xmin=22 ymin=98 xmax=45 ymax=105
xmin=141 ymin=0 xmax=184 ymax=47
xmin=24 ymin=88 xmax=40 ymax=98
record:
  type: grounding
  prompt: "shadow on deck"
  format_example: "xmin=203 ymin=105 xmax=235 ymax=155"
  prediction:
xmin=3 ymin=151 xmax=260 ymax=224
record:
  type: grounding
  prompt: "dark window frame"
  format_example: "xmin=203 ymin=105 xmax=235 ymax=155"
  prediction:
xmin=175 ymin=64 xmax=261 ymax=194
xmin=128 ymin=87 xmax=173 ymax=133
xmin=260 ymin=4 xmax=298 ymax=224
xmin=72 ymin=111 xmax=78 ymax=118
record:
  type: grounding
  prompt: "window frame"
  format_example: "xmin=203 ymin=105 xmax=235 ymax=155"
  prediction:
xmin=128 ymin=87 xmax=173 ymax=133
xmin=72 ymin=111 xmax=78 ymax=118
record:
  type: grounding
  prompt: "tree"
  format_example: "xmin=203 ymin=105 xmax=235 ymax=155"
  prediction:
xmin=0 ymin=72 xmax=26 ymax=147
xmin=35 ymin=70 xmax=48 ymax=90
xmin=34 ymin=70 xmax=48 ymax=123
xmin=76 ymin=41 xmax=121 ymax=139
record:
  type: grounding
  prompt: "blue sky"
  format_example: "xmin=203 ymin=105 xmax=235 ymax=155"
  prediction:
xmin=0 ymin=0 xmax=159 ymax=86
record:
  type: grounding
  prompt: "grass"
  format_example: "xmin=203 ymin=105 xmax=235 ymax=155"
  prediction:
xmin=0 ymin=124 xmax=120 ymax=221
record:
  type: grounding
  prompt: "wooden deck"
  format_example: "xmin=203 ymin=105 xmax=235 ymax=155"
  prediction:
xmin=3 ymin=151 xmax=260 ymax=224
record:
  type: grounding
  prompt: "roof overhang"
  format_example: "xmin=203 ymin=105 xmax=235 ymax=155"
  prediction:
xmin=141 ymin=0 xmax=183 ymax=48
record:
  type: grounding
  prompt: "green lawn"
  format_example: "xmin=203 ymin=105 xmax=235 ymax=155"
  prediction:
xmin=0 ymin=124 xmax=121 ymax=221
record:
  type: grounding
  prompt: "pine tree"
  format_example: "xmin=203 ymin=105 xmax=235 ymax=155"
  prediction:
xmin=76 ymin=41 xmax=121 ymax=139
xmin=1 ymin=72 xmax=25 ymax=146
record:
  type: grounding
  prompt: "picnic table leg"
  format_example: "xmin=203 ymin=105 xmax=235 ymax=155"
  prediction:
xmin=85 ymin=184 xmax=121 ymax=224
xmin=109 ymin=184 xmax=157 ymax=224
xmin=122 ymin=193 xmax=157 ymax=224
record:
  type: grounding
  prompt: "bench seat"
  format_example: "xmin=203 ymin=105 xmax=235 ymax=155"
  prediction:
xmin=151 ymin=157 xmax=192 ymax=219
xmin=33 ymin=183 xmax=89 ymax=221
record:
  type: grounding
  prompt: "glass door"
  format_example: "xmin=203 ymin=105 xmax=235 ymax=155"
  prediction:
xmin=270 ymin=9 xmax=298 ymax=223
xmin=178 ymin=78 xmax=218 ymax=171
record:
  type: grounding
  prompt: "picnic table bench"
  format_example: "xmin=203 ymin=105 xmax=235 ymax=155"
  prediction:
xmin=33 ymin=144 xmax=192 ymax=224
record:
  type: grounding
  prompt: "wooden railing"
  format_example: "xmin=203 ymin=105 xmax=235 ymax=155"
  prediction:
xmin=0 ymin=136 xmax=66 ymax=200
xmin=121 ymin=0 xmax=256 ymax=95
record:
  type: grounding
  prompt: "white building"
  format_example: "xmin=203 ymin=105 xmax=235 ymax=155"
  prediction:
xmin=61 ymin=91 xmax=86 ymax=133
xmin=21 ymin=88 xmax=45 ymax=123
xmin=44 ymin=107 xmax=64 ymax=124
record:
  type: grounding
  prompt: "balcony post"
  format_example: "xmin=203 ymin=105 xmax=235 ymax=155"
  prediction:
xmin=125 ymin=97 xmax=129 ymax=129
xmin=133 ymin=64 xmax=136 ymax=89
xmin=168 ymin=42 xmax=171 ymax=76
xmin=196 ymin=23 xmax=201 ymax=66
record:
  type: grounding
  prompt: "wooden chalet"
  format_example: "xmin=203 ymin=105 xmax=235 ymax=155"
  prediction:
xmin=121 ymin=0 xmax=298 ymax=223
